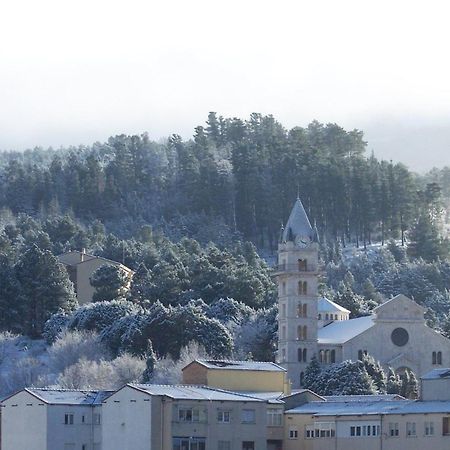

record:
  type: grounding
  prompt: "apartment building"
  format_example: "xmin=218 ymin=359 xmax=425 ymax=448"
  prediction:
xmin=1 ymin=388 xmax=111 ymax=450
xmin=283 ymin=369 xmax=450 ymax=450
xmin=102 ymin=384 xmax=285 ymax=450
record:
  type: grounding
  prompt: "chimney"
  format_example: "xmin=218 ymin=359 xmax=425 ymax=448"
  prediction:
xmin=81 ymin=248 xmax=86 ymax=262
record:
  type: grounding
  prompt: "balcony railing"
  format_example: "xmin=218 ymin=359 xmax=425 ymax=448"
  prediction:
xmin=272 ymin=264 xmax=310 ymax=272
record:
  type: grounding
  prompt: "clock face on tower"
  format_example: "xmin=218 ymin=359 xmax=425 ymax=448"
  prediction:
xmin=295 ymin=235 xmax=310 ymax=248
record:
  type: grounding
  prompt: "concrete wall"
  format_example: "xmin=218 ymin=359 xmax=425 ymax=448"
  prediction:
xmin=182 ymin=362 xmax=288 ymax=393
xmin=102 ymin=386 xmax=152 ymax=450
xmin=421 ymin=377 xmax=450 ymax=401
xmin=284 ymin=411 xmax=450 ymax=450
xmin=2 ymin=391 xmax=48 ymax=450
xmin=46 ymin=404 xmax=102 ymax=450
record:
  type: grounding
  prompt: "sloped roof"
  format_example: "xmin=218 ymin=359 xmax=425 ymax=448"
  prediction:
xmin=421 ymin=368 xmax=450 ymax=380
xmin=24 ymin=388 xmax=112 ymax=405
xmin=282 ymin=198 xmax=314 ymax=242
xmin=130 ymin=384 xmax=265 ymax=402
xmin=186 ymin=359 xmax=286 ymax=372
xmin=323 ymin=394 xmax=404 ymax=402
xmin=286 ymin=399 xmax=450 ymax=416
xmin=318 ymin=297 xmax=350 ymax=314
xmin=373 ymin=294 xmax=426 ymax=314
xmin=318 ymin=315 xmax=375 ymax=344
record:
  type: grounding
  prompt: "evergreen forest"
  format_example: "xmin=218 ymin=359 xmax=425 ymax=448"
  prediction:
xmin=0 ymin=112 xmax=449 ymax=396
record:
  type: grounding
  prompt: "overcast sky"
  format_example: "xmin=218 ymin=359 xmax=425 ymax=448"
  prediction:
xmin=1 ymin=0 xmax=450 ymax=171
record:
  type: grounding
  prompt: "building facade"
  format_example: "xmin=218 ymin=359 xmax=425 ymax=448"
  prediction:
xmin=274 ymin=198 xmax=320 ymax=389
xmin=1 ymin=388 xmax=109 ymax=450
xmin=58 ymin=249 xmax=133 ymax=304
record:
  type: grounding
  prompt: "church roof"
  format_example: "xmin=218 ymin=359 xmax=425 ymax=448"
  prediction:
xmin=318 ymin=297 xmax=350 ymax=314
xmin=282 ymin=198 xmax=315 ymax=242
xmin=421 ymin=368 xmax=450 ymax=380
xmin=318 ymin=315 xmax=375 ymax=344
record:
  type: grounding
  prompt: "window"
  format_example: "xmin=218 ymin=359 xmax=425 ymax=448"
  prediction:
xmin=297 ymin=302 xmax=303 ymax=317
xmin=438 ymin=351 xmax=442 ymax=364
xmin=314 ymin=422 xmax=335 ymax=438
xmin=305 ymin=425 xmax=314 ymax=439
xmin=325 ymin=314 xmax=329 ymax=321
xmin=300 ymin=371 xmax=304 ymax=386
xmin=433 ymin=351 xmax=437 ymax=365
xmin=64 ymin=413 xmax=74 ymax=425
xmin=349 ymin=424 xmax=380 ymax=437
xmin=425 ymin=421 xmax=434 ymax=436
xmin=173 ymin=437 xmax=206 ymax=450
xmin=217 ymin=410 xmax=230 ymax=423
xmin=389 ymin=422 xmax=399 ymax=437
xmin=406 ymin=422 xmax=416 ymax=436
xmin=289 ymin=427 xmax=298 ymax=439
xmin=241 ymin=409 xmax=256 ymax=424
xmin=443 ymin=417 xmax=450 ymax=435
xmin=391 ymin=328 xmax=409 ymax=346
xmin=298 ymin=281 xmax=307 ymax=295
xmin=179 ymin=408 xmax=200 ymax=422
xmin=303 ymin=348 xmax=307 ymax=362
xmin=281 ymin=303 xmax=286 ymax=318
xmin=242 ymin=442 xmax=254 ymax=450
xmin=81 ymin=415 xmax=86 ymax=423
xmin=330 ymin=349 xmax=336 ymax=363
xmin=266 ymin=408 xmax=283 ymax=426
xmin=297 ymin=348 xmax=303 ymax=362
xmin=319 ymin=349 xmax=324 ymax=363
xmin=318 ymin=313 xmax=322 ymax=320
xmin=218 ymin=441 xmax=230 ymax=450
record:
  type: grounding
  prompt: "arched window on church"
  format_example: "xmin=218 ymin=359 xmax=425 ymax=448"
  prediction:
xmin=331 ymin=349 xmax=336 ymax=363
xmin=334 ymin=314 xmax=338 ymax=320
xmin=438 ymin=351 xmax=442 ymax=365
xmin=303 ymin=303 xmax=307 ymax=317
xmin=298 ymin=348 xmax=303 ymax=362
xmin=432 ymin=351 xmax=437 ymax=365
xmin=325 ymin=349 xmax=330 ymax=364
xmin=298 ymin=259 xmax=307 ymax=271
xmin=325 ymin=313 xmax=329 ymax=321
xmin=303 ymin=348 xmax=307 ymax=362
xmin=297 ymin=302 xmax=303 ymax=317
xmin=302 ymin=325 xmax=307 ymax=340
xmin=297 ymin=326 xmax=302 ymax=340
xmin=318 ymin=313 xmax=322 ymax=320
xmin=300 ymin=371 xmax=305 ymax=386
xmin=302 ymin=281 xmax=308 ymax=295
xmin=319 ymin=350 xmax=325 ymax=363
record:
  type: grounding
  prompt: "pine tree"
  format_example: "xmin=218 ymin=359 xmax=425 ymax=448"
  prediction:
xmin=90 ymin=264 xmax=132 ymax=302
xmin=386 ymin=367 xmax=402 ymax=394
xmin=302 ymin=356 xmax=322 ymax=391
xmin=15 ymin=245 xmax=77 ymax=337
xmin=362 ymin=354 xmax=387 ymax=393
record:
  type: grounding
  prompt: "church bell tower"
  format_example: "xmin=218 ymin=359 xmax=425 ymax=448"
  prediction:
xmin=274 ymin=198 xmax=319 ymax=389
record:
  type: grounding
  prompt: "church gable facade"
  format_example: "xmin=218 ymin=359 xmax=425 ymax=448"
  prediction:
xmin=277 ymin=199 xmax=450 ymax=389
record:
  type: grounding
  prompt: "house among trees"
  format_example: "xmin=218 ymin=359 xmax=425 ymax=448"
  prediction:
xmin=276 ymin=198 xmax=450 ymax=388
xmin=58 ymin=249 xmax=133 ymax=304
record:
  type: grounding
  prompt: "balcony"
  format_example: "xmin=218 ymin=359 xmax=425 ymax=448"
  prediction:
xmin=272 ymin=264 xmax=319 ymax=275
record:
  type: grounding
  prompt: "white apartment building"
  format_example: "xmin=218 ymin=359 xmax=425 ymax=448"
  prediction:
xmin=1 ymin=388 xmax=111 ymax=450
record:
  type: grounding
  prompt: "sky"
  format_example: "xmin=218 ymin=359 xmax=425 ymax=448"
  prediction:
xmin=1 ymin=0 xmax=450 ymax=172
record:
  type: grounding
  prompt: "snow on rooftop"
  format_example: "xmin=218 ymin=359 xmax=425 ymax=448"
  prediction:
xmin=421 ymin=368 xmax=450 ymax=380
xmin=318 ymin=315 xmax=375 ymax=344
xmin=287 ymin=398 xmax=450 ymax=416
xmin=26 ymin=388 xmax=112 ymax=405
xmin=318 ymin=297 xmax=350 ymax=314
xmin=323 ymin=394 xmax=404 ymax=402
xmin=191 ymin=359 xmax=286 ymax=372
xmin=130 ymin=384 xmax=265 ymax=402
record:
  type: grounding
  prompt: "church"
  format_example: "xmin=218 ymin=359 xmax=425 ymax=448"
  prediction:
xmin=275 ymin=198 xmax=450 ymax=389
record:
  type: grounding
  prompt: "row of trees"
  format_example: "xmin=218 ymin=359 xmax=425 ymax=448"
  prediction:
xmin=1 ymin=113 xmax=447 ymax=251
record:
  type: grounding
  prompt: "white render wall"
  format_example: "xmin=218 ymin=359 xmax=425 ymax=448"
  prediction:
xmin=2 ymin=390 xmax=48 ymax=450
xmin=102 ymin=386 xmax=152 ymax=450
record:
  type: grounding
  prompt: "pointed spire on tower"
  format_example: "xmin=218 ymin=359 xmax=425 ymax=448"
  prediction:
xmin=282 ymin=197 xmax=315 ymax=243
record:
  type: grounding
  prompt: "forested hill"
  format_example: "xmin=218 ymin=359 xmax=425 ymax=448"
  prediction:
xmin=0 ymin=112 xmax=449 ymax=249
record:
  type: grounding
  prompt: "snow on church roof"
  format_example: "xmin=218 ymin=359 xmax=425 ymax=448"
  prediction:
xmin=318 ymin=297 xmax=350 ymax=314
xmin=282 ymin=198 xmax=314 ymax=242
xmin=318 ymin=315 xmax=375 ymax=344
xmin=189 ymin=359 xmax=286 ymax=372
